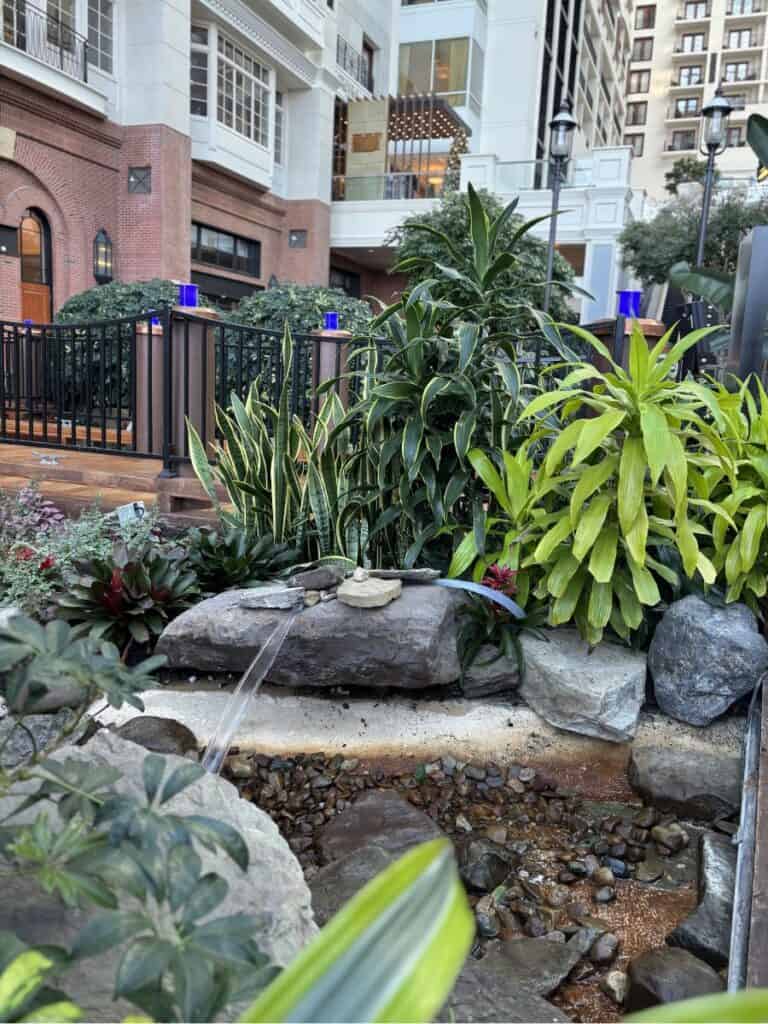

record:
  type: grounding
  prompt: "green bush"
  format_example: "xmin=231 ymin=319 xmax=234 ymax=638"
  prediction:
xmin=55 ymin=279 xmax=179 ymax=323
xmin=232 ymin=284 xmax=373 ymax=336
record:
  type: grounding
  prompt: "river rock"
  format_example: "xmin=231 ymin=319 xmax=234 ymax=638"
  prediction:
xmin=0 ymin=731 xmax=316 ymax=1021
xmin=309 ymin=844 xmax=392 ymax=926
xmin=648 ymin=596 xmax=768 ymax=726
xmin=600 ymin=970 xmax=629 ymax=1005
xmin=629 ymin=741 xmax=742 ymax=820
xmin=337 ymin=576 xmax=402 ymax=609
xmin=318 ymin=789 xmax=443 ymax=862
xmin=115 ymin=715 xmax=198 ymax=757
xmin=667 ymin=831 xmax=736 ymax=969
xmin=458 ymin=837 xmax=518 ymax=892
xmin=157 ymin=586 xmax=463 ymax=688
xmin=625 ymin=947 xmax=724 ymax=1012
xmin=519 ymin=629 xmax=646 ymax=742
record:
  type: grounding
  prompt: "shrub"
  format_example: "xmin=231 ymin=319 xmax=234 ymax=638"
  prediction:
xmin=55 ymin=279 xmax=179 ymax=323
xmin=186 ymin=527 xmax=299 ymax=593
xmin=232 ymin=284 xmax=373 ymax=336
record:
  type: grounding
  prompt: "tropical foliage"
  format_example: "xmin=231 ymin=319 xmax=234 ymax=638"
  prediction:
xmin=186 ymin=527 xmax=299 ymax=594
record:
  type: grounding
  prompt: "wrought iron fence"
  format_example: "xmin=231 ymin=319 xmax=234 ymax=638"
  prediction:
xmin=1 ymin=0 xmax=89 ymax=82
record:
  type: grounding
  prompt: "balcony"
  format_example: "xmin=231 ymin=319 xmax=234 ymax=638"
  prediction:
xmin=677 ymin=6 xmax=711 ymax=21
xmin=671 ymin=76 xmax=705 ymax=86
xmin=242 ymin=0 xmax=326 ymax=49
xmin=673 ymin=43 xmax=709 ymax=55
xmin=0 ymin=0 xmax=106 ymax=113
xmin=336 ymin=36 xmax=372 ymax=93
xmin=722 ymin=68 xmax=759 ymax=80
xmin=665 ymin=139 xmax=699 ymax=151
xmin=726 ymin=2 xmax=765 ymax=16
xmin=333 ymin=172 xmax=444 ymax=202
xmin=668 ymin=105 xmax=702 ymax=118
xmin=722 ymin=36 xmax=764 ymax=50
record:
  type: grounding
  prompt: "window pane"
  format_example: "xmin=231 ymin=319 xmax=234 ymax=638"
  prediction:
xmin=398 ymin=41 xmax=431 ymax=93
xmin=433 ymin=37 xmax=469 ymax=97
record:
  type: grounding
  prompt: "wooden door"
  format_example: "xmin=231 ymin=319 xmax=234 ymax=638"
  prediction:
xmin=20 ymin=212 xmax=52 ymax=324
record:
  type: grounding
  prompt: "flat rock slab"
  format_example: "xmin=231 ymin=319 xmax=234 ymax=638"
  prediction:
xmin=648 ymin=595 xmax=768 ymax=726
xmin=318 ymin=788 xmax=443 ymax=862
xmin=629 ymin=742 xmax=742 ymax=820
xmin=157 ymin=586 xmax=463 ymax=689
xmin=0 ymin=710 xmax=88 ymax=769
xmin=667 ymin=831 xmax=736 ymax=969
xmin=337 ymin=577 xmax=402 ymax=608
xmin=309 ymin=844 xmax=392 ymax=927
xmin=625 ymin=947 xmax=724 ymax=1012
xmin=519 ymin=629 xmax=646 ymax=742
xmin=0 ymin=732 xmax=316 ymax=1022
xmin=439 ymin=941 xmax=575 ymax=1024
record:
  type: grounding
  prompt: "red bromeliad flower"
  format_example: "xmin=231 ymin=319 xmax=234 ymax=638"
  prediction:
xmin=100 ymin=568 xmax=125 ymax=616
xmin=15 ymin=546 xmax=34 ymax=562
xmin=481 ymin=563 xmax=518 ymax=595
xmin=38 ymin=555 xmax=56 ymax=572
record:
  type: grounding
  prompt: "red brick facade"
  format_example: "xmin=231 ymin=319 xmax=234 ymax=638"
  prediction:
xmin=0 ymin=77 xmax=335 ymax=322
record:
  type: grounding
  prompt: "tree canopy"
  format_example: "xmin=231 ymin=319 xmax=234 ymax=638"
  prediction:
xmin=387 ymin=188 xmax=576 ymax=324
xmin=619 ymin=193 xmax=768 ymax=286
xmin=664 ymin=156 xmax=719 ymax=196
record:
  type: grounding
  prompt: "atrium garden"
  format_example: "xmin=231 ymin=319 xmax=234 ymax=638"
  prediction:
xmin=1 ymin=175 xmax=768 ymax=1022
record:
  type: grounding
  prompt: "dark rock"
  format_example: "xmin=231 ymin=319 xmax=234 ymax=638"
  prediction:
xmin=667 ymin=832 xmax=736 ymax=969
xmin=158 ymin=586 xmax=465 ymax=689
xmin=568 ymin=925 xmax=605 ymax=956
xmin=115 ymin=716 xmax=198 ymax=757
xmin=318 ymin=789 xmax=443 ymax=861
xmin=309 ymin=845 xmax=392 ymax=926
xmin=626 ymin=947 xmax=724 ymax=1012
xmin=629 ymin=742 xmax=742 ymax=820
xmin=440 ymin=948 xmax=571 ymax=1023
xmin=459 ymin=838 xmax=518 ymax=892
xmin=648 ymin=596 xmax=768 ymax=725
xmin=500 ymin=938 xmax=583 ymax=994
xmin=287 ymin=566 xmax=345 ymax=591
xmin=590 ymin=932 xmax=620 ymax=964
xmin=519 ymin=629 xmax=646 ymax=742
xmin=461 ymin=646 xmax=521 ymax=698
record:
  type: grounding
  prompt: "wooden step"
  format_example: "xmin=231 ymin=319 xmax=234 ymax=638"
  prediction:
xmin=0 ymin=445 xmax=163 ymax=493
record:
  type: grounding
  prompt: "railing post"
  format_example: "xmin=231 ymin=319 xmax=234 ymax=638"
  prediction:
xmin=83 ymin=39 xmax=88 ymax=82
xmin=160 ymin=306 xmax=175 ymax=477
xmin=311 ymin=328 xmax=351 ymax=414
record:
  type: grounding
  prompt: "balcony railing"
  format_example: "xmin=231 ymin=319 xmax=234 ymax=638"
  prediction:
xmin=677 ymin=6 xmax=711 ymax=20
xmin=666 ymin=138 xmax=698 ymax=150
xmin=723 ymin=68 xmax=759 ymax=80
xmin=674 ymin=42 xmax=709 ymax=53
xmin=336 ymin=36 xmax=372 ymax=92
xmin=0 ymin=0 xmax=88 ymax=82
xmin=671 ymin=76 xmax=705 ymax=85
xmin=332 ymin=173 xmax=444 ymax=201
xmin=671 ymin=106 xmax=702 ymax=117
xmin=726 ymin=2 xmax=764 ymax=14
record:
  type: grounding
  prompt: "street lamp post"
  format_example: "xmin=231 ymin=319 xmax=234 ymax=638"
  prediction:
xmin=696 ymin=87 xmax=734 ymax=265
xmin=542 ymin=101 xmax=578 ymax=318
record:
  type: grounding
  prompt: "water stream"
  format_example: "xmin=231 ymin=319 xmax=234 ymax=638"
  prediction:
xmin=201 ymin=579 xmax=524 ymax=775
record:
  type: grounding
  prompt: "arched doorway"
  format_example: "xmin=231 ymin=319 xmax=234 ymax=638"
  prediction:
xmin=19 ymin=210 xmax=52 ymax=323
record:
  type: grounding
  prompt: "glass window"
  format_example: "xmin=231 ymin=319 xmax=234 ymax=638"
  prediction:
xmin=127 ymin=166 xmax=151 ymax=193
xmin=627 ymin=101 xmax=647 ymax=125
xmin=635 ymin=5 xmax=655 ymax=29
xmin=46 ymin=0 xmax=75 ymax=50
xmin=727 ymin=29 xmax=752 ymax=49
xmin=398 ymin=41 xmax=432 ymax=94
xmin=628 ymin=69 xmax=650 ymax=92
xmin=433 ymin=37 xmax=469 ymax=105
xmin=624 ymin=134 xmax=645 ymax=157
xmin=685 ymin=2 xmax=707 ymax=17
xmin=190 ymin=27 xmax=209 ymax=117
xmin=217 ymin=32 xmax=270 ymax=148
xmin=675 ymin=96 xmax=700 ymax=115
xmin=679 ymin=65 xmax=703 ymax=85
xmin=20 ymin=214 xmax=47 ymax=285
xmin=728 ymin=125 xmax=745 ymax=146
xmin=728 ymin=92 xmax=747 ymax=109
xmin=632 ymin=37 xmax=653 ymax=61
xmin=192 ymin=222 xmax=261 ymax=278
xmin=671 ymin=129 xmax=697 ymax=150
xmin=729 ymin=0 xmax=755 ymax=12
xmin=724 ymin=60 xmax=751 ymax=80
xmin=274 ymin=91 xmax=284 ymax=165
xmin=87 ymin=0 xmax=113 ymax=73
xmin=470 ymin=40 xmax=484 ymax=114
xmin=682 ymin=33 xmax=705 ymax=52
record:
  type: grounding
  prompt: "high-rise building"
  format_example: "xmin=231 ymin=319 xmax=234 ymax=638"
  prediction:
xmin=0 ymin=0 xmax=398 ymax=321
xmin=626 ymin=0 xmax=768 ymax=199
xmin=330 ymin=0 xmax=636 ymax=320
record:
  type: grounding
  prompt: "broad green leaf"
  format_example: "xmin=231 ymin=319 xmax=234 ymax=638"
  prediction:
xmin=618 ymin=438 xmax=647 ymax=537
xmin=550 ymin=569 xmax=586 ymax=625
xmin=573 ymin=409 xmax=627 ymax=467
xmin=242 ymin=839 xmax=473 ymax=1024
xmin=546 ymin=552 xmax=581 ymax=598
xmin=114 ymin=939 xmax=175 ymax=998
xmin=19 ymin=999 xmax=82 ymax=1022
xmin=668 ymin=262 xmax=735 ymax=314
xmin=454 ymin=411 xmax=477 ymax=466
xmin=740 ymin=503 xmax=767 ymax=573
xmin=467 ymin=182 xmax=490 ymax=278
xmin=402 ymin=417 xmax=424 ymax=471
xmin=420 ymin=377 xmax=450 ymax=422
xmin=588 ymin=522 xmax=619 ymax=583
xmin=72 ymin=912 xmax=149 ymax=959
xmin=627 ymin=557 xmax=661 ymax=606
xmin=749 ymin=111 xmax=768 ymax=170
xmin=572 ymin=493 xmax=613 ymax=562
xmin=624 ymin=501 xmax=649 ymax=566
xmin=458 ymin=325 xmax=480 ymax=372
xmin=544 ymin=419 xmax=586 ymax=476
xmin=448 ymin=532 xmax=479 ymax=579
xmin=468 ymin=449 xmax=512 ymax=516
xmin=517 ymin=388 xmax=570 ymax=420
xmin=587 ymin=580 xmax=613 ymax=629
xmin=627 ymin=989 xmax=768 ymax=1023
xmin=640 ymin=405 xmax=671 ymax=487
xmin=628 ymin=324 xmax=649 ymax=389
xmin=569 ymin=456 xmax=619 ymax=526
xmin=534 ymin=516 xmax=573 ymax=563
xmin=142 ymin=754 xmax=165 ymax=804
xmin=160 ymin=762 xmax=205 ymax=805
xmin=0 ymin=950 xmax=52 ymax=1017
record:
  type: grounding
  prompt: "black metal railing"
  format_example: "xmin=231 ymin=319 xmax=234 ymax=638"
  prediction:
xmin=0 ymin=311 xmax=387 ymax=473
xmin=336 ymin=35 xmax=373 ymax=91
xmin=1 ymin=0 xmax=89 ymax=82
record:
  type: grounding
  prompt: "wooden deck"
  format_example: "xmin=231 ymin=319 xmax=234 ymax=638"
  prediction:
xmin=0 ymin=443 xmax=218 ymax=523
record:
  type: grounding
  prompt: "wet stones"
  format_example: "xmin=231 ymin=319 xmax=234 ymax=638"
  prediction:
xmin=667 ymin=831 xmax=736 ymax=969
xmin=589 ymin=932 xmax=620 ymax=965
xmin=458 ymin=837 xmax=518 ymax=892
xmin=625 ymin=947 xmax=724 ymax=1012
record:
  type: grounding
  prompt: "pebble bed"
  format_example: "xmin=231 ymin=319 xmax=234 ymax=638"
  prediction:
xmin=225 ymin=750 xmax=724 ymax=1022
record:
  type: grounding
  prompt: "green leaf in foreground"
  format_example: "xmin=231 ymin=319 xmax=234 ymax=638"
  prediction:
xmin=627 ymin=989 xmax=768 ymax=1023
xmin=242 ymin=839 xmax=473 ymax=1024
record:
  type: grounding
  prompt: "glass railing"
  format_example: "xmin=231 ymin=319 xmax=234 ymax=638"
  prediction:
xmin=332 ymin=173 xmax=445 ymax=201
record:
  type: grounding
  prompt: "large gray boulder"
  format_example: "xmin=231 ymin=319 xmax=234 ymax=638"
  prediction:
xmin=519 ymin=629 xmax=646 ymax=742
xmin=0 ymin=731 xmax=316 ymax=1022
xmin=625 ymin=947 xmax=723 ymax=1012
xmin=158 ymin=585 xmax=463 ymax=689
xmin=628 ymin=741 xmax=742 ymax=820
xmin=648 ymin=596 xmax=768 ymax=726
xmin=667 ymin=831 xmax=736 ymax=969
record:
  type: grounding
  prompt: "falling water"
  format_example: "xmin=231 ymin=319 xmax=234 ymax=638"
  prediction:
xmin=201 ymin=611 xmax=298 ymax=774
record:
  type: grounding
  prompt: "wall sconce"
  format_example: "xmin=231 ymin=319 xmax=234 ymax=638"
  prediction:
xmin=93 ymin=229 xmax=113 ymax=285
